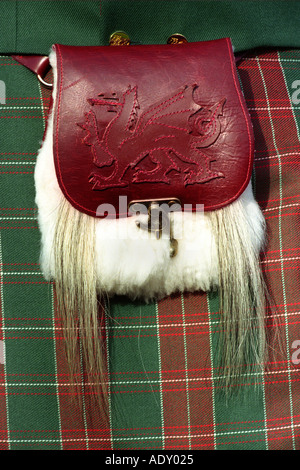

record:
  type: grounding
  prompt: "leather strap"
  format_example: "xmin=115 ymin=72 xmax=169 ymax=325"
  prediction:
xmin=11 ymin=55 xmax=51 ymax=86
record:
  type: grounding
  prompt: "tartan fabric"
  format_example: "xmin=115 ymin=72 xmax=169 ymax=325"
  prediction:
xmin=0 ymin=48 xmax=300 ymax=450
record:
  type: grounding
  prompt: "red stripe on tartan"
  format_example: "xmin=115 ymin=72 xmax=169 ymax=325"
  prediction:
xmin=154 ymin=296 xmax=189 ymax=449
xmin=109 ymin=316 xmax=292 ymax=341
xmin=243 ymin=64 xmax=300 ymax=71
xmin=215 ymin=434 xmax=300 ymax=449
xmin=246 ymin=98 xmax=291 ymax=102
xmin=0 ymin=263 xmax=40 ymax=265
xmin=0 ymin=116 xmax=43 ymax=119
xmin=249 ymin=115 xmax=300 ymax=120
xmin=254 ymin=51 xmax=300 ymax=450
xmin=5 ymin=97 xmax=50 ymax=100
xmin=265 ymin=247 xmax=300 ymax=254
xmin=0 ymin=153 xmax=37 ymax=155
xmin=265 ymin=266 xmax=300 ymax=274
xmin=110 ymin=367 xmax=213 ymax=375
xmin=157 ymin=292 xmax=215 ymax=450
xmin=0 ymin=383 xmax=8 ymax=449
xmin=246 ymin=98 xmax=291 ymax=101
xmin=265 ymin=212 xmax=300 ymax=220
xmin=52 ymin=285 xmax=112 ymax=450
xmin=106 ymin=411 xmax=300 ymax=429
xmin=112 ymin=310 xmax=211 ymax=321
xmin=256 ymin=160 xmax=300 ymax=169
xmin=0 ymin=208 xmax=36 ymax=210
xmin=0 ymin=282 xmax=49 ymax=285
xmin=3 ymin=318 xmax=51 ymax=321
xmin=109 ymin=330 xmax=210 ymax=339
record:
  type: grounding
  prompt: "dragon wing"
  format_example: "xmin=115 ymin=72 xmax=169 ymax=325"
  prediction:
xmin=133 ymin=84 xmax=201 ymax=137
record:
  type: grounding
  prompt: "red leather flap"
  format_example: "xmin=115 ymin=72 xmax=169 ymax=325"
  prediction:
xmin=53 ymin=39 xmax=253 ymax=217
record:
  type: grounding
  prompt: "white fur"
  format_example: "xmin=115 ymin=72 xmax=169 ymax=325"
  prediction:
xmin=34 ymin=51 xmax=265 ymax=300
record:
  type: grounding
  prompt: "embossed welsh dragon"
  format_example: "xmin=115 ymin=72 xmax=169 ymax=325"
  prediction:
xmin=78 ymin=84 xmax=226 ymax=190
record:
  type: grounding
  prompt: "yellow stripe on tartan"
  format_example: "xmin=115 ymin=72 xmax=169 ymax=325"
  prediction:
xmin=256 ymin=55 xmax=296 ymax=450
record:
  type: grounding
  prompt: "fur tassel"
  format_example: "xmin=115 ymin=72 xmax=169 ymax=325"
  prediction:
xmin=53 ymin=198 xmax=108 ymax=415
xmin=208 ymin=196 xmax=267 ymax=389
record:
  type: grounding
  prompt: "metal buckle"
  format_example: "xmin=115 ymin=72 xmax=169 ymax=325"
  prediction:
xmin=37 ymin=73 xmax=53 ymax=89
xmin=128 ymin=198 xmax=181 ymax=258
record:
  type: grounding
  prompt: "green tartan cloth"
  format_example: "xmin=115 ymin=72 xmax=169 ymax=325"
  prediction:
xmin=0 ymin=0 xmax=300 ymax=54
xmin=1 ymin=0 xmax=300 ymax=452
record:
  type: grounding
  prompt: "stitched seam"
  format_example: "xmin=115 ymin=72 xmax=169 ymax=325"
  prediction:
xmin=120 ymin=90 xmax=185 ymax=148
xmin=55 ymin=46 xmax=96 ymax=215
xmin=125 ymin=86 xmax=138 ymax=131
xmin=219 ymin=38 xmax=253 ymax=207
xmin=192 ymin=100 xmax=224 ymax=144
xmin=144 ymin=122 xmax=189 ymax=133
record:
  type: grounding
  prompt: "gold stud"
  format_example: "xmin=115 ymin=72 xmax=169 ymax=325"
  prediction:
xmin=109 ymin=31 xmax=131 ymax=46
xmin=167 ymin=34 xmax=188 ymax=45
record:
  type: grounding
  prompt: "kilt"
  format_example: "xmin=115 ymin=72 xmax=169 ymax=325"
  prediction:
xmin=0 ymin=0 xmax=300 ymax=451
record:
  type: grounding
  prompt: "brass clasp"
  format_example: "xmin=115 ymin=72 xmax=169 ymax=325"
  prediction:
xmin=167 ymin=34 xmax=188 ymax=44
xmin=109 ymin=31 xmax=131 ymax=46
xmin=128 ymin=198 xmax=181 ymax=257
